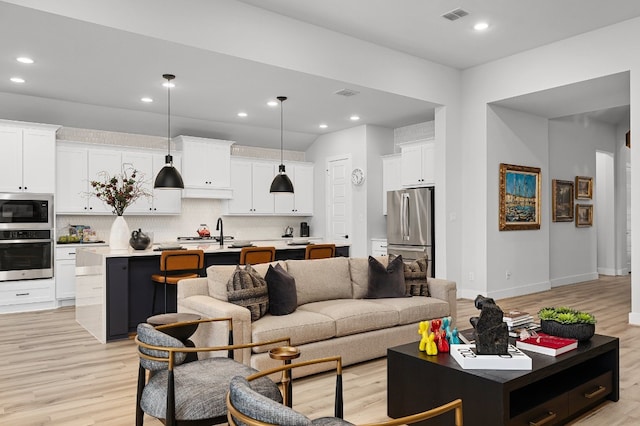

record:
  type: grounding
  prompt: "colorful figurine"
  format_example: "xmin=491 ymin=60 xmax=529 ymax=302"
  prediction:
xmin=450 ymin=327 xmax=462 ymax=344
xmin=418 ymin=320 xmax=438 ymax=355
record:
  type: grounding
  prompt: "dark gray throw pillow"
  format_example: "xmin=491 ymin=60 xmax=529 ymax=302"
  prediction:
xmin=227 ymin=265 xmax=269 ymax=321
xmin=265 ymin=263 xmax=297 ymax=315
xmin=366 ymin=255 xmax=407 ymax=298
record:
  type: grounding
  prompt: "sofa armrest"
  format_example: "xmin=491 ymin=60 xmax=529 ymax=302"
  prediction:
xmin=428 ymin=278 xmax=457 ymax=325
xmin=177 ymin=294 xmax=253 ymax=364
xmin=177 ymin=277 xmax=208 ymax=299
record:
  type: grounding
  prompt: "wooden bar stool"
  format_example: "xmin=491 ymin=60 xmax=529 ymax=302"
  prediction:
xmin=239 ymin=246 xmax=276 ymax=265
xmin=151 ymin=249 xmax=204 ymax=313
xmin=305 ymin=243 xmax=336 ymax=259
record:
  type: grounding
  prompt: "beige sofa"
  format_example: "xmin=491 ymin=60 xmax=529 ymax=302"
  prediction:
xmin=177 ymin=256 xmax=456 ymax=377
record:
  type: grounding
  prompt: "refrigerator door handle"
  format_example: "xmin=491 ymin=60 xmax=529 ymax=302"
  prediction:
xmin=388 ymin=245 xmax=430 ymax=253
xmin=402 ymin=193 xmax=410 ymax=240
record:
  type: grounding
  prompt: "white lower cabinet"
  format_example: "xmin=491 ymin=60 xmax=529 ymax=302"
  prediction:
xmin=0 ymin=279 xmax=55 ymax=313
xmin=371 ymin=239 xmax=388 ymax=257
xmin=55 ymin=247 xmax=76 ymax=300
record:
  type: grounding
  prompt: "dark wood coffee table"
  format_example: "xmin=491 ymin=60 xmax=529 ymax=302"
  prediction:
xmin=387 ymin=334 xmax=618 ymax=426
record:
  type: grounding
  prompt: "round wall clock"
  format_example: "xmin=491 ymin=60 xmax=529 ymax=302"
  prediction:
xmin=351 ymin=168 xmax=365 ymax=185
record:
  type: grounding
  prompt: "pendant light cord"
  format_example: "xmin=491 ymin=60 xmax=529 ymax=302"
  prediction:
xmin=167 ymin=78 xmax=171 ymax=158
xmin=280 ymin=98 xmax=283 ymax=165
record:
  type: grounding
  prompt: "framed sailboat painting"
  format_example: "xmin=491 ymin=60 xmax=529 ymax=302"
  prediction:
xmin=499 ymin=163 xmax=541 ymax=231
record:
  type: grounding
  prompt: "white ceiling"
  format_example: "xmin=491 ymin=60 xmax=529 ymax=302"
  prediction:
xmin=0 ymin=1 xmax=634 ymax=151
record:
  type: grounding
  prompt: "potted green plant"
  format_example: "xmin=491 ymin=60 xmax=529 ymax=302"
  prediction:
xmin=537 ymin=307 xmax=596 ymax=341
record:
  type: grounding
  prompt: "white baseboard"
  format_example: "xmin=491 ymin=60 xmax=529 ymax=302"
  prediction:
xmin=629 ymin=312 xmax=640 ymax=326
xmin=597 ymin=267 xmax=617 ymax=276
xmin=550 ymin=272 xmax=599 ymax=288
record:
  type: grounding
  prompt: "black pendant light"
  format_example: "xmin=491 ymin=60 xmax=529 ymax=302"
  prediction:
xmin=154 ymin=74 xmax=185 ymax=189
xmin=270 ymin=96 xmax=294 ymax=193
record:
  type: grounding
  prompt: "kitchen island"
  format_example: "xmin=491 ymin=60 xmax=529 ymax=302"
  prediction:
xmin=75 ymin=241 xmax=349 ymax=343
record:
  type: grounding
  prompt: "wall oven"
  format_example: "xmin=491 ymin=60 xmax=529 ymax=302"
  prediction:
xmin=0 ymin=194 xmax=54 ymax=281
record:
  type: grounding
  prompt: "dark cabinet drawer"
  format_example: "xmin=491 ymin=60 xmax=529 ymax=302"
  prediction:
xmin=568 ymin=371 xmax=612 ymax=414
xmin=509 ymin=393 xmax=568 ymax=426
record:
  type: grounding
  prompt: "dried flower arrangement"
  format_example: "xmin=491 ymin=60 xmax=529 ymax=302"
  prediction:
xmin=90 ymin=165 xmax=151 ymax=216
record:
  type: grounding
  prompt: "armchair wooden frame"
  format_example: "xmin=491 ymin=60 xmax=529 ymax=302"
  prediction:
xmin=135 ymin=317 xmax=291 ymax=426
xmin=227 ymin=355 xmax=463 ymax=426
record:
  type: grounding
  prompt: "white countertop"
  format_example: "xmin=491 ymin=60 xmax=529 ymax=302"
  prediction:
xmin=76 ymin=239 xmax=349 ymax=258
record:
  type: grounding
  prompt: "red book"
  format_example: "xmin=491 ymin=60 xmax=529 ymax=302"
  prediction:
xmin=515 ymin=333 xmax=578 ymax=356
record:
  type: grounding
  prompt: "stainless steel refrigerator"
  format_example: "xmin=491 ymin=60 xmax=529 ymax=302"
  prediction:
xmin=386 ymin=187 xmax=434 ymax=277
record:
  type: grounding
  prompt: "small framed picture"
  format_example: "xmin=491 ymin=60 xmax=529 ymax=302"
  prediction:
xmin=575 ymin=176 xmax=593 ymax=199
xmin=552 ymin=179 xmax=574 ymax=222
xmin=575 ymin=204 xmax=593 ymax=227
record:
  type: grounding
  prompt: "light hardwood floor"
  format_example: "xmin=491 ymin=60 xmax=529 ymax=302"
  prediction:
xmin=0 ymin=275 xmax=638 ymax=425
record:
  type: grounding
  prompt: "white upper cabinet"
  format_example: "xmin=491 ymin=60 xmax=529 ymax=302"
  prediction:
xmin=56 ymin=142 xmax=181 ymax=215
xmin=0 ymin=121 xmax=59 ymax=193
xmin=176 ymin=136 xmax=234 ymax=198
xmin=228 ymin=158 xmax=274 ymax=215
xmin=382 ymin=154 xmax=402 ymax=215
xmin=273 ymin=163 xmax=314 ymax=215
xmin=150 ymin=153 xmax=182 ymax=214
xmin=400 ymin=140 xmax=435 ymax=187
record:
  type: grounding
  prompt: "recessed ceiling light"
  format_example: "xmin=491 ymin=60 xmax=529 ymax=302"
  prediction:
xmin=16 ymin=57 xmax=34 ymax=64
xmin=10 ymin=77 xmax=25 ymax=83
xmin=267 ymin=100 xmax=278 ymax=107
xmin=237 ymin=112 xmax=248 ymax=118
xmin=141 ymin=97 xmax=153 ymax=103
xmin=350 ymin=115 xmax=360 ymax=121
xmin=474 ymin=22 xmax=489 ymax=31
xmin=162 ymin=81 xmax=175 ymax=88
xmin=319 ymin=124 xmax=328 ymax=129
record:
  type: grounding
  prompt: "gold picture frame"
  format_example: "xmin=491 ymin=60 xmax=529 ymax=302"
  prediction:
xmin=575 ymin=176 xmax=593 ymax=199
xmin=575 ymin=204 xmax=593 ymax=227
xmin=499 ymin=163 xmax=541 ymax=231
xmin=552 ymin=179 xmax=574 ymax=222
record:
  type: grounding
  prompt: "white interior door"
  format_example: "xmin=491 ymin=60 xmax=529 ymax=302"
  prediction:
xmin=326 ymin=156 xmax=352 ymax=244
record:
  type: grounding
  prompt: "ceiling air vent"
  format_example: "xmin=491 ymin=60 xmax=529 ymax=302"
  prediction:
xmin=334 ymin=88 xmax=360 ymax=97
xmin=442 ymin=8 xmax=469 ymax=21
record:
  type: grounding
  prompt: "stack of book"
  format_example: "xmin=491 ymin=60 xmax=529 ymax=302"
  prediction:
xmin=503 ymin=310 xmax=540 ymax=338
xmin=515 ymin=333 xmax=578 ymax=356
xmin=450 ymin=344 xmax=532 ymax=370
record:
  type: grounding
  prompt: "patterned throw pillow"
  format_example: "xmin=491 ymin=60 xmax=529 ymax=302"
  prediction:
xmin=389 ymin=254 xmax=429 ymax=296
xmin=227 ymin=265 xmax=269 ymax=321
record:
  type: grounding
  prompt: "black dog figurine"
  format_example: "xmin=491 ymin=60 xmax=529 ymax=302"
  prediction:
xmin=469 ymin=295 xmax=509 ymax=355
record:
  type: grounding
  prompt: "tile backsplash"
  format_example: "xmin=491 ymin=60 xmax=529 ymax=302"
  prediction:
xmin=56 ymin=199 xmax=311 ymax=243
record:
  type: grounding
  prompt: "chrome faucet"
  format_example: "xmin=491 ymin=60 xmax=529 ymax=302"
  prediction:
xmin=215 ymin=217 xmax=224 ymax=247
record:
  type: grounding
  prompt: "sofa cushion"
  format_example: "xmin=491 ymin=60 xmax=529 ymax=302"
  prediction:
xmin=251 ymin=310 xmax=336 ymax=353
xmin=265 ymin=264 xmax=297 ymax=315
xmin=389 ymin=254 xmax=430 ymax=296
xmin=227 ymin=265 xmax=269 ymax=321
xmin=286 ymin=257 xmax=352 ymax=305
xmin=366 ymin=255 xmax=407 ymax=299
xmin=369 ymin=296 xmax=450 ymax=325
xmin=298 ymin=299 xmax=398 ymax=337
xmin=349 ymin=256 xmax=387 ymax=299
xmin=207 ymin=261 xmax=287 ymax=302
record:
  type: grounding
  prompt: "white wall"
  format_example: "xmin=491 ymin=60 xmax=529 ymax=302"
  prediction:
xmin=365 ymin=126 xmax=395 ymax=243
xmin=306 ymin=126 xmax=367 ymax=256
xmin=485 ymin=105 xmax=550 ymax=299
xmin=461 ymin=16 xmax=640 ymax=324
xmin=547 ymin=117 xmax=604 ymax=285
xmin=597 ymin=151 xmax=616 ymax=275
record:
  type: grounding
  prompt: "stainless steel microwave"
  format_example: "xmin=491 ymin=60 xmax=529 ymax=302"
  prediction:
xmin=0 ymin=193 xmax=54 ymax=230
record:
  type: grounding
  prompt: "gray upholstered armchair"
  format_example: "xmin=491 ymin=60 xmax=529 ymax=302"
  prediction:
xmin=226 ymin=356 xmax=463 ymax=426
xmin=135 ymin=317 xmax=290 ymax=426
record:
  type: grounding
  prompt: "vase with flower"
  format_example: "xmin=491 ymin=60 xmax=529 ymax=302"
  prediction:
xmin=90 ymin=165 xmax=151 ymax=250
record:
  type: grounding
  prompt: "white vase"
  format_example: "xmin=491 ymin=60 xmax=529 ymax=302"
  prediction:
xmin=109 ymin=215 xmax=130 ymax=250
